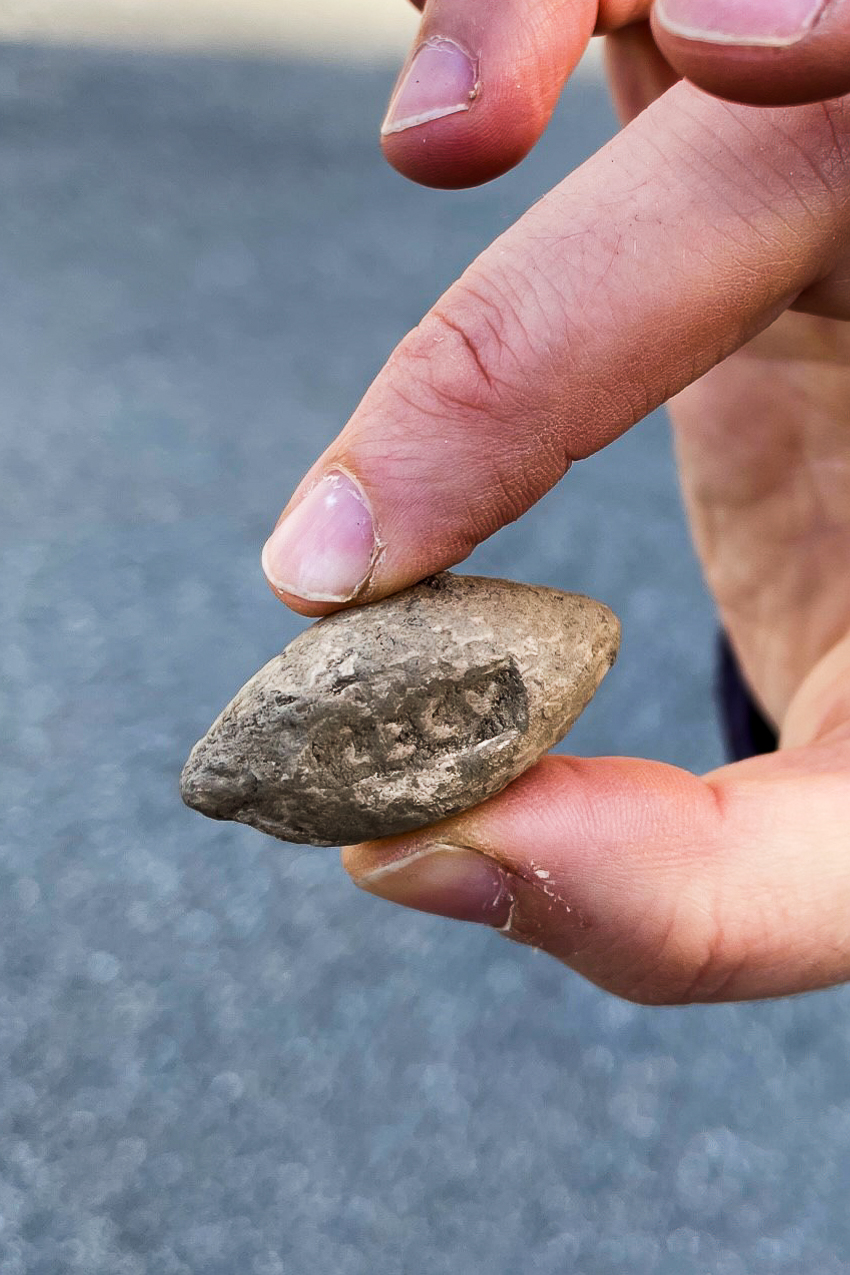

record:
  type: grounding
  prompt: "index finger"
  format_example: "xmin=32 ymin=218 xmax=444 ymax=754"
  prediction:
xmin=262 ymin=85 xmax=849 ymax=614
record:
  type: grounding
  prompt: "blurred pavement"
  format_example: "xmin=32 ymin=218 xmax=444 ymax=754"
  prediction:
xmin=0 ymin=0 xmax=604 ymax=69
xmin=0 ymin=0 xmax=418 ymax=61
xmin=1 ymin=38 xmax=849 ymax=1275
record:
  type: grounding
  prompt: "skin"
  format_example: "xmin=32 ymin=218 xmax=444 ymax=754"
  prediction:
xmin=266 ymin=0 xmax=850 ymax=1004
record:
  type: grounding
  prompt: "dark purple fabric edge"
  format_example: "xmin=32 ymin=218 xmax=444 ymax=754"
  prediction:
xmin=717 ymin=633 xmax=779 ymax=762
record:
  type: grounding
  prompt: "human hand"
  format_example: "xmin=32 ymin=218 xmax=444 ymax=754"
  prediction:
xmin=379 ymin=0 xmax=850 ymax=189
xmin=261 ymin=1 xmax=850 ymax=1003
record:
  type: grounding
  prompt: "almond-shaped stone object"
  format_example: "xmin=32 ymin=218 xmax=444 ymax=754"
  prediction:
xmin=181 ymin=573 xmax=620 ymax=847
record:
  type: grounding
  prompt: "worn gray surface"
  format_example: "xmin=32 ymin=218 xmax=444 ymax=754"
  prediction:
xmin=182 ymin=575 xmax=619 ymax=845
xmin=1 ymin=41 xmax=848 ymax=1275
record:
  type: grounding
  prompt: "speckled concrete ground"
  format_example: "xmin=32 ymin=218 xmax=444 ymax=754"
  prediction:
xmin=1 ymin=42 xmax=849 ymax=1275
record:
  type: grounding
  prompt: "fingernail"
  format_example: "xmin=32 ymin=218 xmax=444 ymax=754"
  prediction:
xmin=656 ymin=0 xmax=828 ymax=45
xmin=382 ymin=38 xmax=480 ymax=136
xmin=262 ymin=470 xmax=376 ymax=603
xmin=355 ymin=844 xmax=513 ymax=927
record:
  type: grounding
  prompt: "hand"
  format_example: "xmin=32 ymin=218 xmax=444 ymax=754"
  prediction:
xmin=379 ymin=0 xmax=850 ymax=189
xmin=261 ymin=1 xmax=850 ymax=1004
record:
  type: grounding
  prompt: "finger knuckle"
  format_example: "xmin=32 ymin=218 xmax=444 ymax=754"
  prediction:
xmin=384 ymin=270 xmax=570 ymax=520
xmin=404 ymin=275 xmax=532 ymax=417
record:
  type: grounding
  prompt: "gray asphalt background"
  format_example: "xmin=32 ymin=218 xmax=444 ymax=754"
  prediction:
xmin=1 ymin=40 xmax=849 ymax=1275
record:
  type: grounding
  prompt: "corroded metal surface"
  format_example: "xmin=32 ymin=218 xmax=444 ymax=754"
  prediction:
xmin=181 ymin=574 xmax=620 ymax=845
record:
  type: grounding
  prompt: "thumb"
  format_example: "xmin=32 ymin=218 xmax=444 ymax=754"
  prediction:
xmin=343 ymin=734 xmax=850 ymax=1004
xmin=652 ymin=0 xmax=850 ymax=105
